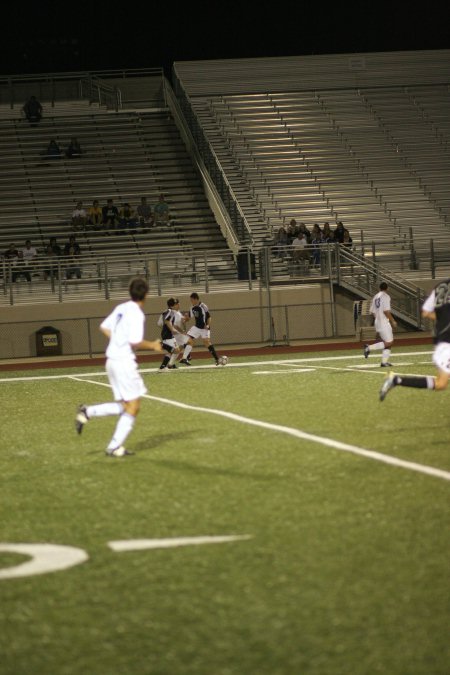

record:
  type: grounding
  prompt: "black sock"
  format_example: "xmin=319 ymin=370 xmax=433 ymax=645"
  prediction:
xmin=395 ymin=375 xmax=433 ymax=389
xmin=160 ymin=355 xmax=170 ymax=368
xmin=208 ymin=345 xmax=219 ymax=361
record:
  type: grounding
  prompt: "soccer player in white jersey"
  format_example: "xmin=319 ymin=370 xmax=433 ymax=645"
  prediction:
xmin=75 ymin=277 xmax=162 ymax=456
xmin=363 ymin=282 xmax=397 ymax=367
xmin=380 ymin=278 xmax=450 ymax=400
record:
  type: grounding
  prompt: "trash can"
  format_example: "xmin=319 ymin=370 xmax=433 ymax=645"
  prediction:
xmin=35 ymin=326 xmax=62 ymax=357
xmin=237 ymin=252 xmax=256 ymax=280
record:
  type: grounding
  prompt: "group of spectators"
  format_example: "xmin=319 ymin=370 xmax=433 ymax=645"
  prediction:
xmin=71 ymin=195 xmax=172 ymax=233
xmin=273 ymin=219 xmax=353 ymax=265
xmin=2 ymin=236 xmax=82 ymax=282
xmin=45 ymin=137 xmax=82 ymax=160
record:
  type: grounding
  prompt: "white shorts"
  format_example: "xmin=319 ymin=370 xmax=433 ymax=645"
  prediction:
xmin=375 ymin=320 xmax=393 ymax=344
xmin=432 ymin=342 xmax=450 ymax=374
xmin=106 ymin=358 xmax=147 ymax=402
xmin=162 ymin=337 xmax=177 ymax=351
xmin=174 ymin=332 xmax=189 ymax=347
xmin=187 ymin=326 xmax=210 ymax=341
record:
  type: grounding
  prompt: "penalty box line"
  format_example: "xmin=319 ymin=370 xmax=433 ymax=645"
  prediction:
xmin=70 ymin=376 xmax=450 ymax=484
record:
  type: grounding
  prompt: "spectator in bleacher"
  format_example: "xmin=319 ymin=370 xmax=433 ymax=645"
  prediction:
xmin=310 ymin=224 xmax=324 ymax=267
xmin=43 ymin=244 xmax=59 ymax=281
xmin=153 ymin=194 xmax=171 ymax=226
xmin=287 ymin=219 xmax=298 ymax=244
xmin=136 ymin=196 xmax=154 ymax=231
xmin=334 ymin=221 xmax=350 ymax=244
xmin=87 ymin=199 xmax=103 ymax=230
xmin=102 ymin=198 xmax=120 ymax=231
xmin=322 ymin=222 xmax=334 ymax=242
xmin=274 ymin=226 xmax=289 ymax=259
xmin=11 ymin=250 xmax=31 ymax=283
xmin=343 ymin=230 xmax=353 ymax=248
xmin=292 ymin=231 xmax=310 ymax=264
xmin=23 ymin=95 xmax=42 ymax=126
xmin=4 ymin=243 xmax=19 ymax=261
xmin=298 ymin=222 xmax=311 ymax=244
xmin=119 ymin=203 xmax=138 ymax=234
xmin=66 ymin=137 xmax=82 ymax=159
xmin=71 ymin=201 xmax=87 ymax=231
xmin=22 ymin=240 xmax=38 ymax=274
xmin=64 ymin=235 xmax=82 ymax=279
xmin=46 ymin=139 xmax=62 ymax=160
xmin=48 ymin=237 xmax=62 ymax=257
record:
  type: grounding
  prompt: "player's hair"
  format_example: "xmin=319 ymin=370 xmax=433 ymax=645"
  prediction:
xmin=167 ymin=297 xmax=179 ymax=307
xmin=190 ymin=292 xmax=199 ymax=300
xmin=129 ymin=277 xmax=149 ymax=301
xmin=379 ymin=282 xmax=388 ymax=291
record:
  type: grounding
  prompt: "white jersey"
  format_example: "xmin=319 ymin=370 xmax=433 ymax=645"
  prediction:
xmin=101 ymin=300 xmax=145 ymax=362
xmin=173 ymin=310 xmax=185 ymax=329
xmin=370 ymin=290 xmax=391 ymax=326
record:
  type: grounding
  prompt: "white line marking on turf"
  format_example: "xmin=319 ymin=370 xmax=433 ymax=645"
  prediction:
xmin=254 ymin=368 xmax=315 ymax=375
xmin=108 ymin=535 xmax=252 ymax=552
xmin=70 ymin=376 xmax=450 ymax=483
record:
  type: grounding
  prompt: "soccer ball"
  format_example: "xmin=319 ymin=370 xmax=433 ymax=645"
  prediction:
xmin=218 ymin=355 xmax=228 ymax=366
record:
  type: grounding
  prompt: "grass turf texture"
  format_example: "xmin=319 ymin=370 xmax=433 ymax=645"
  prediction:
xmin=0 ymin=347 xmax=449 ymax=674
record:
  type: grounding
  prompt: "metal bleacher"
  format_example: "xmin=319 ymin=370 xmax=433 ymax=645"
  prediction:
xmin=0 ymin=100 xmax=231 ymax=275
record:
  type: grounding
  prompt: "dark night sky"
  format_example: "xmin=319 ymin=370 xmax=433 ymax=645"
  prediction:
xmin=3 ymin=1 xmax=449 ymax=78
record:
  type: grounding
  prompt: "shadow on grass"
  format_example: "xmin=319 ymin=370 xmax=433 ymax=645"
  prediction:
xmin=149 ymin=458 xmax=285 ymax=482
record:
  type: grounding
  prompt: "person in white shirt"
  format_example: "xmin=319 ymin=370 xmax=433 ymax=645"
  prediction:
xmin=363 ymin=282 xmax=397 ymax=367
xmin=75 ymin=277 xmax=162 ymax=456
xmin=22 ymin=239 xmax=37 ymax=264
xmin=71 ymin=201 xmax=87 ymax=231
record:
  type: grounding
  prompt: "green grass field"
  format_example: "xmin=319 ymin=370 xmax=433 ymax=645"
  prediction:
xmin=1 ymin=346 xmax=449 ymax=675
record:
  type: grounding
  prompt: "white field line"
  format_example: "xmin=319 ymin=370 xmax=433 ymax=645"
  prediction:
xmin=0 ymin=350 xmax=434 ymax=383
xmin=108 ymin=535 xmax=252 ymax=552
xmin=69 ymin=376 xmax=450 ymax=483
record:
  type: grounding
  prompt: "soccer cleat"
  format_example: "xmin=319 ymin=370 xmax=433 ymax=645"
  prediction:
xmin=105 ymin=446 xmax=134 ymax=457
xmin=379 ymin=372 xmax=397 ymax=402
xmin=180 ymin=359 xmax=191 ymax=366
xmin=168 ymin=364 xmax=178 ymax=369
xmin=158 ymin=366 xmax=168 ymax=372
xmin=75 ymin=404 xmax=88 ymax=434
xmin=380 ymin=362 xmax=393 ymax=367
xmin=363 ymin=344 xmax=370 ymax=359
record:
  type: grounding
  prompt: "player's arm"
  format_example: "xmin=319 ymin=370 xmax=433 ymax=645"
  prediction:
xmin=100 ymin=327 xmax=111 ymax=339
xmin=132 ymin=338 xmax=163 ymax=352
xmin=422 ymin=309 xmax=436 ymax=321
xmin=164 ymin=319 xmax=179 ymax=334
xmin=384 ymin=309 xmax=397 ymax=327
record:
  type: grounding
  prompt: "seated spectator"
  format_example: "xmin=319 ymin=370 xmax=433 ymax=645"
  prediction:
xmin=334 ymin=221 xmax=350 ymax=244
xmin=23 ymin=95 xmax=42 ymax=126
xmin=118 ymin=202 xmax=138 ymax=234
xmin=287 ymin=219 xmax=298 ymax=244
xmin=292 ymin=231 xmax=310 ymax=263
xmin=102 ymin=198 xmax=120 ymax=230
xmin=64 ymin=235 xmax=82 ymax=279
xmin=71 ymin=201 xmax=87 ymax=231
xmin=273 ymin=226 xmax=289 ymax=259
xmin=4 ymin=243 xmax=19 ymax=261
xmin=48 ymin=237 xmax=62 ymax=256
xmin=322 ymin=222 xmax=334 ymax=243
xmin=11 ymin=250 xmax=31 ymax=283
xmin=87 ymin=199 xmax=103 ymax=230
xmin=298 ymin=222 xmax=311 ymax=244
xmin=136 ymin=196 xmax=154 ymax=231
xmin=46 ymin=139 xmax=62 ymax=160
xmin=342 ymin=229 xmax=353 ymax=248
xmin=66 ymin=137 xmax=82 ymax=159
xmin=22 ymin=240 xmax=38 ymax=273
xmin=153 ymin=194 xmax=171 ymax=226
xmin=43 ymin=244 xmax=59 ymax=281
xmin=310 ymin=224 xmax=323 ymax=266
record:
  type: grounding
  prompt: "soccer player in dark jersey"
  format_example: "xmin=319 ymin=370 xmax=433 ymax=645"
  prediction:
xmin=158 ymin=298 xmax=182 ymax=371
xmin=380 ymin=278 xmax=450 ymax=400
xmin=180 ymin=292 xmax=221 ymax=366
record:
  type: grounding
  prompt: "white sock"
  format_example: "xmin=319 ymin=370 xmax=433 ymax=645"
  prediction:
xmin=168 ymin=352 xmax=178 ymax=366
xmin=182 ymin=344 xmax=192 ymax=359
xmin=86 ymin=402 xmax=124 ymax=418
xmin=381 ymin=348 xmax=391 ymax=363
xmin=370 ymin=342 xmax=384 ymax=351
xmin=107 ymin=413 xmax=135 ymax=451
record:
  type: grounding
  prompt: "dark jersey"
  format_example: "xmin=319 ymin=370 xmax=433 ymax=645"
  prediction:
xmin=160 ymin=308 xmax=176 ymax=341
xmin=190 ymin=302 xmax=210 ymax=329
xmin=423 ymin=279 xmax=450 ymax=344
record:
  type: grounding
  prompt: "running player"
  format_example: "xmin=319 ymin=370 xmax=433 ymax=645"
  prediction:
xmin=380 ymin=278 xmax=450 ymax=400
xmin=180 ymin=292 xmax=221 ymax=366
xmin=75 ymin=277 xmax=162 ymax=456
xmin=363 ymin=282 xmax=397 ymax=367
